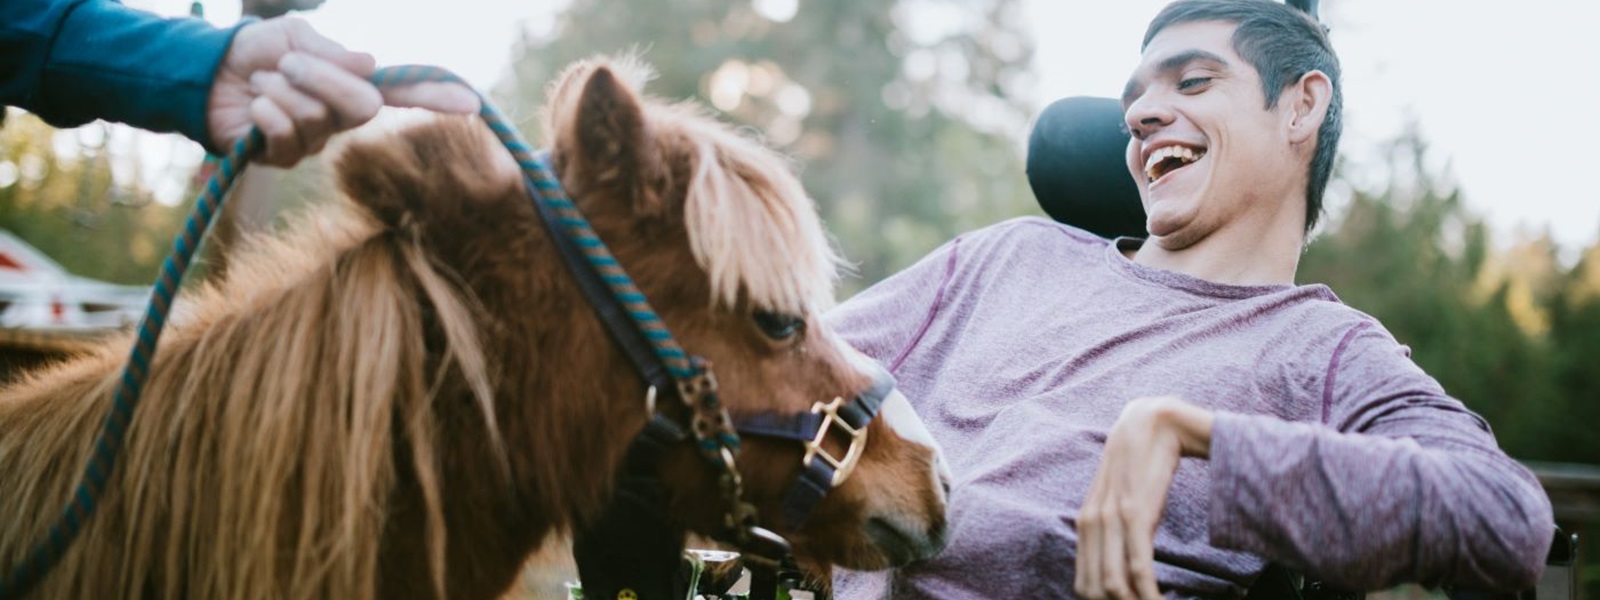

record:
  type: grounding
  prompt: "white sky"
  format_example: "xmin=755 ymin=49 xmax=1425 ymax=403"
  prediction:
xmin=127 ymin=0 xmax=1600 ymax=251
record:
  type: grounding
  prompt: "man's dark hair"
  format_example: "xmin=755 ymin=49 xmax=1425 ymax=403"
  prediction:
xmin=1143 ymin=0 xmax=1342 ymax=234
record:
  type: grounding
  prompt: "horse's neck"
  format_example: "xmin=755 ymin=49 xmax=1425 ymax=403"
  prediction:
xmin=446 ymin=222 xmax=655 ymax=514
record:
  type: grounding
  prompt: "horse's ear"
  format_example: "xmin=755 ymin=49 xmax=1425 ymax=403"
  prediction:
xmin=550 ymin=61 xmax=667 ymax=215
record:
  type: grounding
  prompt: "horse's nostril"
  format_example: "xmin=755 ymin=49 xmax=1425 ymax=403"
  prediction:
xmin=928 ymin=515 xmax=951 ymax=555
xmin=866 ymin=516 xmax=945 ymax=566
xmin=865 ymin=518 xmax=915 ymax=566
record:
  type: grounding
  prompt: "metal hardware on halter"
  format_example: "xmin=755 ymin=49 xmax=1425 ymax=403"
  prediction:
xmin=739 ymin=526 xmax=794 ymax=569
xmin=803 ymin=397 xmax=871 ymax=487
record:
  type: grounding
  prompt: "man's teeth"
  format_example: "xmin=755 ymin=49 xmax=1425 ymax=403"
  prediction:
xmin=1143 ymin=146 xmax=1205 ymax=182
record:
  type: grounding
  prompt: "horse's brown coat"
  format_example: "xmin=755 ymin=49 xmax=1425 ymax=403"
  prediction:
xmin=0 ymin=57 xmax=945 ymax=600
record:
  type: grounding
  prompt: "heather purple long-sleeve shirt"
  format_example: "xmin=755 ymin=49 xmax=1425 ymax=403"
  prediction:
xmin=828 ymin=217 xmax=1552 ymax=598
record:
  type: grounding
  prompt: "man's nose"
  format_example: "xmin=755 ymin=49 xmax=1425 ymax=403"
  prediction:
xmin=1123 ymin=94 xmax=1174 ymax=139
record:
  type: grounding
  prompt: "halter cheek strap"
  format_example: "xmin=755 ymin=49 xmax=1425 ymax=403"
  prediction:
xmin=527 ymin=151 xmax=675 ymax=395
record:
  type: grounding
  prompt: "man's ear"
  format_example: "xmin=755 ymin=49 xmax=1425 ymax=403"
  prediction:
xmin=1284 ymin=70 xmax=1332 ymax=146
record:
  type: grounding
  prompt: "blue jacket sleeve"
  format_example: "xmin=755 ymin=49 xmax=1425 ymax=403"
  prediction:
xmin=2 ymin=0 xmax=241 ymax=147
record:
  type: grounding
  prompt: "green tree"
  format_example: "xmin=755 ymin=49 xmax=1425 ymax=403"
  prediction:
xmin=1300 ymin=127 xmax=1568 ymax=460
xmin=0 ymin=111 xmax=185 ymax=284
xmin=498 ymin=0 xmax=1039 ymax=291
xmin=1546 ymin=241 xmax=1600 ymax=464
xmin=1303 ymin=125 xmax=1600 ymax=595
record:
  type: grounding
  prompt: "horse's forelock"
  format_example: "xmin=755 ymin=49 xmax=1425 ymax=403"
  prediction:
xmin=679 ymin=122 xmax=842 ymax=316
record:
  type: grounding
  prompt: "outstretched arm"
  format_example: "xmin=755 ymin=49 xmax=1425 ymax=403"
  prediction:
xmin=3 ymin=0 xmax=239 ymax=145
xmin=1206 ymin=325 xmax=1552 ymax=590
xmin=2 ymin=0 xmax=477 ymax=164
xmin=1076 ymin=324 xmax=1552 ymax=598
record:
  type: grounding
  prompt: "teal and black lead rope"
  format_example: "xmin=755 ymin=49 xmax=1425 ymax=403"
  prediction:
xmin=370 ymin=66 xmax=703 ymax=382
xmin=408 ymin=65 xmax=743 ymax=459
xmin=0 ymin=126 xmax=262 ymax=600
xmin=0 ymin=65 xmax=728 ymax=599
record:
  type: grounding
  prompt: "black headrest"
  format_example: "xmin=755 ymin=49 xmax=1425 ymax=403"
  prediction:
xmin=1026 ymin=96 xmax=1147 ymax=239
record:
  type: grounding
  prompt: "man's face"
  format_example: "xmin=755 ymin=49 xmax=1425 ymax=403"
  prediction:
xmin=1121 ymin=20 xmax=1301 ymax=250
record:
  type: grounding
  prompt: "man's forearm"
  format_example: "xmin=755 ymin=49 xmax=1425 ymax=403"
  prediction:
xmin=1206 ymin=411 xmax=1552 ymax=590
xmin=22 ymin=0 xmax=240 ymax=144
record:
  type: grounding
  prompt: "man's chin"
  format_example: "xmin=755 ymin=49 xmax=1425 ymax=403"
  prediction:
xmin=1145 ymin=215 xmax=1204 ymax=251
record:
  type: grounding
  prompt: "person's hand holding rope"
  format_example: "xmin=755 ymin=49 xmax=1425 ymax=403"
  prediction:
xmin=206 ymin=17 xmax=481 ymax=166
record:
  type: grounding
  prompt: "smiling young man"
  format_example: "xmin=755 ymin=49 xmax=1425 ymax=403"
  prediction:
xmin=826 ymin=0 xmax=1554 ymax=598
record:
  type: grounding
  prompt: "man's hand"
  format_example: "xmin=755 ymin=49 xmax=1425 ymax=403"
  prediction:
xmin=1074 ymin=396 xmax=1214 ymax=600
xmin=206 ymin=17 xmax=480 ymax=166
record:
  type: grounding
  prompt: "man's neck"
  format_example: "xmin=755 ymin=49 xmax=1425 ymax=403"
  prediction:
xmin=1129 ymin=209 xmax=1305 ymax=286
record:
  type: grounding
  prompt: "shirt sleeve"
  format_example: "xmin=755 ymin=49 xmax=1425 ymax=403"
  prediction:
xmin=825 ymin=236 xmax=962 ymax=373
xmin=1 ymin=0 xmax=241 ymax=147
xmin=1206 ymin=321 xmax=1554 ymax=591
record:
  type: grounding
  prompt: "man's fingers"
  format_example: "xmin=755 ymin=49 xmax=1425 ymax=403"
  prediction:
xmin=278 ymin=52 xmax=382 ymax=132
xmin=280 ymin=17 xmax=376 ymax=75
xmin=250 ymin=71 xmax=331 ymax=153
xmin=1124 ymin=506 xmax=1162 ymax=599
xmin=248 ymin=96 xmax=304 ymax=167
xmin=380 ymin=82 xmax=482 ymax=114
xmin=1099 ymin=501 xmax=1134 ymax=600
xmin=1076 ymin=484 xmax=1106 ymax=598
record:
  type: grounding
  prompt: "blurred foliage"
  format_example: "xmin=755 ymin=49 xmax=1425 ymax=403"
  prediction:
xmin=1300 ymin=125 xmax=1600 ymax=465
xmin=0 ymin=111 xmax=186 ymax=284
xmin=497 ymin=0 xmax=1041 ymax=291
xmin=1300 ymin=129 xmax=1598 ymax=600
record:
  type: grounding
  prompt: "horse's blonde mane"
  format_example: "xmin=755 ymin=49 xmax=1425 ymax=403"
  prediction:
xmin=680 ymin=118 xmax=842 ymax=315
xmin=0 ymin=200 xmax=495 ymax=599
xmin=544 ymin=56 xmax=844 ymax=316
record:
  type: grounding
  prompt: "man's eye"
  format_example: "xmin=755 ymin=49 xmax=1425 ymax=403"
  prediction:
xmin=1178 ymin=77 xmax=1212 ymax=91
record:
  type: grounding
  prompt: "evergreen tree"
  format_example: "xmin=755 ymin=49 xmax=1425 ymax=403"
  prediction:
xmin=1301 ymin=126 xmax=1600 ymax=593
xmin=1546 ymin=242 xmax=1600 ymax=464
xmin=1300 ymin=127 xmax=1571 ymax=461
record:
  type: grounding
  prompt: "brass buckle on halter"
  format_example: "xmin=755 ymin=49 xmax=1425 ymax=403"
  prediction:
xmin=803 ymin=396 xmax=870 ymax=487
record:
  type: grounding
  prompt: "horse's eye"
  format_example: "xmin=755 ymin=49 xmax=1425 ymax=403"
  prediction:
xmin=753 ymin=311 xmax=805 ymax=340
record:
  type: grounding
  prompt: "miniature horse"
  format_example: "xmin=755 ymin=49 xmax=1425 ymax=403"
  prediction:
xmin=0 ymin=57 xmax=949 ymax=599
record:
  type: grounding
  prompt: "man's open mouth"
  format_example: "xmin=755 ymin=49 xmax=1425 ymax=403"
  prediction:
xmin=1144 ymin=145 xmax=1207 ymax=183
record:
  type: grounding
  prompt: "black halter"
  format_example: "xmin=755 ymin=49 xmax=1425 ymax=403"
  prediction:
xmin=527 ymin=151 xmax=892 ymax=598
